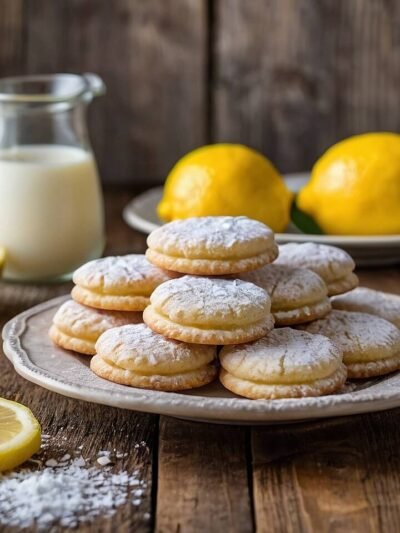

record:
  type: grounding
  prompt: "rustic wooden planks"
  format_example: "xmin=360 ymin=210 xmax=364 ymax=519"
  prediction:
xmin=358 ymin=269 xmax=400 ymax=295
xmin=2 ymin=1 xmax=400 ymax=182
xmin=213 ymin=0 xmax=400 ymax=173
xmin=156 ymin=417 xmax=253 ymax=533
xmin=0 ymin=362 xmax=158 ymax=533
xmin=3 ymin=0 xmax=208 ymax=185
xmin=252 ymin=412 xmax=400 ymax=532
xmin=0 ymin=192 xmax=158 ymax=532
xmin=0 ymin=278 xmax=158 ymax=533
xmin=0 ymin=0 xmax=24 ymax=75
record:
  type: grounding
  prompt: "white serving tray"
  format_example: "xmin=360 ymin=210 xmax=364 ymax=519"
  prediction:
xmin=123 ymin=173 xmax=400 ymax=267
xmin=3 ymin=295 xmax=400 ymax=425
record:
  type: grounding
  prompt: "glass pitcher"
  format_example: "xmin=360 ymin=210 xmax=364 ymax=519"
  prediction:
xmin=0 ymin=73 xmax=106 ymax=282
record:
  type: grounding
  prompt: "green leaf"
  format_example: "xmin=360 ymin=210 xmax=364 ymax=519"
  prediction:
xmin=290 ymin=197 xmax=324 ymax=234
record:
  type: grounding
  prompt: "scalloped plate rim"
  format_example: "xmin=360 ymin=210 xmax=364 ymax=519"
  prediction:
xmin=2 ymin=296 xmax=400 ymax=425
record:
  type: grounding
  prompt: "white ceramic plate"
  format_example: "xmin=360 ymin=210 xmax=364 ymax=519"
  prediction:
xmin=123 ymin=173 xmax=400 ymax=267
xmin=3 ymin=295 xmax=400 ymax=425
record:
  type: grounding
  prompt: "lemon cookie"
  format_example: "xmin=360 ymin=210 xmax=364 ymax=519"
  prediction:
xmin=91 ymin=324 xmax=217 ymax=391
xmin=219 ymin=328 xmax=346 ymax=399
xmin=301 ymin=310 xmax=400 ymax=378
xmin=72 ymin=254 xmax=176 ymax=311
xmin=49 ymin=300 xmax=142 ymax=355
xmin=331 ymin=287 xmax=400 ymax=328
xmin=275 ymin=242 xmax=358 ymax=296
xmin=240 ymin=264 xmax=331 ymax=326
xmin=146 ymin=216 xmax=278 ymax=275
xmin=143 ymin=276 xmax=274 ymax=344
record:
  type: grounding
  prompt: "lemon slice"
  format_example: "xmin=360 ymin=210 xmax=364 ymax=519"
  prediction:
xmin=0 ymin=398 xmax=41 ymax=472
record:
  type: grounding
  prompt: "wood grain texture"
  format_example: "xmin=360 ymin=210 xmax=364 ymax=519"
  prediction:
xmin=213 ymin=0 xmax=400 ymax=173
xmin=252 ymin=411 xmax=400 ymax=533
xmin=0 ymin=191 xmax=156 ymax=532
xmin=23 ymin=0 xmax=208 ymax=185
xmin=0 ymin=0 xmax=24 ymax=75
xmin=358 ymin=269 xmax=400 ymax=295
xmin=156 ymin=417 xmax=253 ymax=533
xmin=2 ymin=1 xmax=400 ymax=182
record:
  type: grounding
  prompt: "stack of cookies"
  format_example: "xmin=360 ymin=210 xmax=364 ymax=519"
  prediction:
xmin=49 ymin=254 xmax=175 ymax=354
xmin=50 ymin=216 xmax=400 ymax=400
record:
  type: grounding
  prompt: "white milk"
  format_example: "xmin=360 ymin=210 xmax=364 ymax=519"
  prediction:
xmin=0 ymin=145 xmax=105 ymax=280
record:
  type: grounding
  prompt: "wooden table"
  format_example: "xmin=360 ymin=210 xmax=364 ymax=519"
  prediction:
xmin=1 ymin=191 xmax=400 ymax=533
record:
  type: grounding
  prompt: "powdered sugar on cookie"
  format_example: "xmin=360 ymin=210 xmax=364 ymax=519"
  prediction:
xmin=277 ymin=242 xmax=354 ymax=276
xmin=301 ymin=310 xmax=400 ymax=364
xmin=241 ymin=265 xmax=327 ymax=307
xmin=149 ymin=276 xmax=271 ymax=327
xmin=332 ymin=287 xmax=400 ymax=328
xmin=219 ymin=327 xmax=346 ymax=399
xmin=53 ymin=300 xmax=141 ymax=337
xmin=96 ymin=323 xmax=215 ymax=373
xmin=73 ymin=254 xmax=175 ymax=292
xmin=220 ymin=328 xmax=343 ymax=383
xmin=240 ymin=265 xmax=331 ymax=325
xmin=147 ymin=216 xmax=275 ymax=258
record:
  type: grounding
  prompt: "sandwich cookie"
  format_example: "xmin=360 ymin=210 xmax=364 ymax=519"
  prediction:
xmin=146 ymin=216 xmax=278 ymax=275
xmin=72 ymin=254 xmax=176 ymax=311
xmin=91 ymin=323 xmax=217 ymax=391
xmin=219 ymin=328 xmax=346 ymax=399
xmin=275 ymin=242 xmax=358 ymax=296
xmin=331 ymin=287 xmax=400 ymax=328
xmin=300 ymin=310 xmax=400 ymax=378
xmin=240 ymin=264 xmax=331 ymax=325
xmin=143 ymin=275 xmax=274 ymax=345
xmin=49 ymin=299 xmax=142 ymax=355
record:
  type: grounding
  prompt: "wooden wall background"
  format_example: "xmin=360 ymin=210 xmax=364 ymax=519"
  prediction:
xmin=1 ymin=0 xmax=400 ymax=185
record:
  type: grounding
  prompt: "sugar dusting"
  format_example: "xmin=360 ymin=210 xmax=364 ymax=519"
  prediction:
xmin=150 ymin=275 xmax=271 ymax=326
xmin=276 ymin=242 xmax=355 ymax=280
xmin=331 ymin=287 xmax=400 ymax=327
xmin=73 ymin=253 xmax=174 ymax=289
xmin=0 ymin=434 xmax=149 ymax=529
xmin=147 ymin=216 xmax=275 ymax=254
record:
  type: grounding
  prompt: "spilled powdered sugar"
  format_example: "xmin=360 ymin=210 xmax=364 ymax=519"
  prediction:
xmin=0 ymin=434 xmax=149 ymax=529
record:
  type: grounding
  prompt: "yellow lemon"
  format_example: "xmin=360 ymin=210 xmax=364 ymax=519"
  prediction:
xmin=0 ymin=397 xmax=41 ymax=472
xmin=297 ymin=132 xmax=400 ymax=235
xmin=158 ymin=144 xmax=292 ymax=233
xmin=0 ymin=246 xmax=5 ymax=275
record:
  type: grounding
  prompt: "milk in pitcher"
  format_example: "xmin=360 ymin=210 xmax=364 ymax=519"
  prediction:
xmin=0 ymin=145 xmax=105 ymax=280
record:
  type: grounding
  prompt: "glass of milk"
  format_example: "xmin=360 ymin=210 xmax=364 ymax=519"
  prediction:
xmin=0 ymin=73 xmax=106 ymax=281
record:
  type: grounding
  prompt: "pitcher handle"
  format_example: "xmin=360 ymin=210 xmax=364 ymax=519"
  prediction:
xmin=83 ymin=73 xmax=106 ymax=98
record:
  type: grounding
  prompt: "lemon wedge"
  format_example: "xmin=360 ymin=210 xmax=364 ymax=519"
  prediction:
xmin=0 ymin=398 xmax=41 ymax=472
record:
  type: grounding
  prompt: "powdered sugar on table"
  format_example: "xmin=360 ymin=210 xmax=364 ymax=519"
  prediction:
xmin=0 ymin=439 xmax=148 ymax=529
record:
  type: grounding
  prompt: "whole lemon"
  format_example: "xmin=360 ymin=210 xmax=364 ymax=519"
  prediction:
xmin=0 ymin=246 xmax=5 ymax=275
xmin=297 ymin=132 xmax=400 ymax=235
xmin=158 ymin=144 xmax=292 ymax=232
